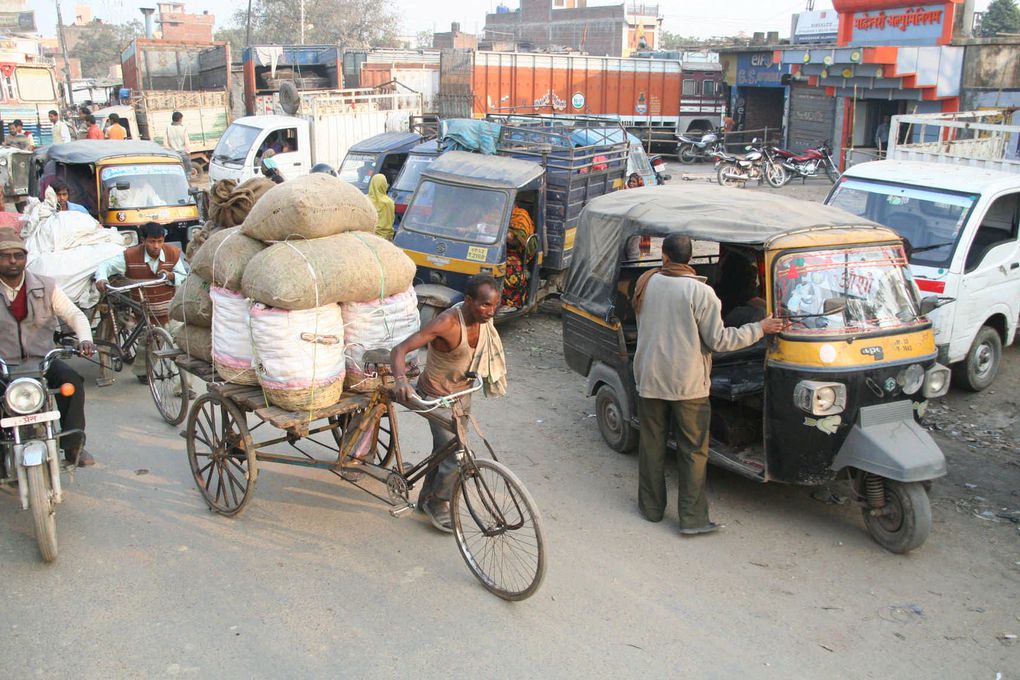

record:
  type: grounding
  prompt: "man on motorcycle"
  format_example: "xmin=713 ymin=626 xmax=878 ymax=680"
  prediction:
xmin=0 ymin=229 xmax=97 ymax=466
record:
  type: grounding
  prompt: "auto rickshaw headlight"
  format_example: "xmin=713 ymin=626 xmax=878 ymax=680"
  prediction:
xmin=923 ymin=364 xmax=951 ymax=399
xmin=794 ymin=380 xmax=847 ymax=416
xmin=898 ymin=364 xmax=925 ymax=395
xmin=5 ymin=377 xmax=46 ymax=415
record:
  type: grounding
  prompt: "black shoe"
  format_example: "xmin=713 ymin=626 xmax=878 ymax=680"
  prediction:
xmin=421 ymin=498 xmax=454 ymax=534
xmin=679 ymin=522 xmax=723 ymax=536
xmin=136 ymin=375 xmax=149 ymax=385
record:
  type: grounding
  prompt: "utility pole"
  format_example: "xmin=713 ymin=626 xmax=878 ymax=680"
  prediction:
xmin=245 ymin=0 xmax=253 ymax=47
xmin=54 ymin=0 xmax=75 ymax=108
xmin=300 ymin=0 xmax=305 ymax=45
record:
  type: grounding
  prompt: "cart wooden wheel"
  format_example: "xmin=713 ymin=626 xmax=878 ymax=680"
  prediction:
xmin=146 ymin=327 xmax=189 ymax=425
xmin=186 ymin=393 xmax=257 ymax=516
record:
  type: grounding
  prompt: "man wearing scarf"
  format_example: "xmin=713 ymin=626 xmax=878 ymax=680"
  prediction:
xmin=631 ymin=233 xmax=783 ymax=536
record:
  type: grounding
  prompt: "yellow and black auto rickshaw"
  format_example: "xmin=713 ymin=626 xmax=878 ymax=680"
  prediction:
xmin=32 ymin=141 xmax=201 ymax=247
xmin=561 ymin=185 xmax=950 ymax=553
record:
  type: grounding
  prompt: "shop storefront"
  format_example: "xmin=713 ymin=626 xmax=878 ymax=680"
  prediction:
xmin=777 ymin=0 xmax=965 ymax=166
xmin=732 ymin=51 xmax=786 ymax=136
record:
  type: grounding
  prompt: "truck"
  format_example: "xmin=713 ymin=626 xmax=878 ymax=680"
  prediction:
xmin=436 ymin=49 xmax=725 ymax=146
xmin=825 ymin=109 xmax=1020 ymax=391
xmin=119 ymin=39 xmax=232 ymax=172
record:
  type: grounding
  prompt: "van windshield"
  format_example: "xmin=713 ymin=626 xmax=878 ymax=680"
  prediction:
xmin=775 ymin=245 xmax=923 ymax=336
xmin=212 ymin=124 xmax=260 ymax=166
xmin=393 ymin=154 xmax=436 ymax=194
xmin=402 ymin=180 xmax=508 ymax=245
xmin=827 ymin=178 xmax=976 ymax=268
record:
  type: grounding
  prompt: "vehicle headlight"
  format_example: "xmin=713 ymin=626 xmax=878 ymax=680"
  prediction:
xmin=923 ymin=364 xmax=951 ymax=399
xmin=794 ymin=380 xmax=847 ymax=416
xmin=898 ymin=364 xmax=925 ymax=395
xmin=5 ymin=377 xmax=46 ymax=415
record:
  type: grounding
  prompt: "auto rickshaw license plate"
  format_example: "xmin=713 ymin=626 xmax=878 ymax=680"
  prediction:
xmin=1 ymin=411 xmax=60 ymax=428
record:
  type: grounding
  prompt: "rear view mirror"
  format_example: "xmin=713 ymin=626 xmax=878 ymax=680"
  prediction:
xmin=919 ymin=296 xmax=943 ymax=316
xmin=115 ymin=181 xmax=130 ymax=191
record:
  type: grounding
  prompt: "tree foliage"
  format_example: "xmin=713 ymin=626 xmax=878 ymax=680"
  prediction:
xmin=979 ymin=0 xmax=1020 ymax=37
xmin=69 ymin=20 xmax=144 ymax=79
xmin=226 ymin=0 xmax=402 ymax=48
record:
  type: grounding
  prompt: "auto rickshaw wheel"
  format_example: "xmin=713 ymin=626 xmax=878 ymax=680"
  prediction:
xmin=596 ymin=385 xmax=637 ymax=454
xmin=861 ymin=476 xmax=931 ymax=554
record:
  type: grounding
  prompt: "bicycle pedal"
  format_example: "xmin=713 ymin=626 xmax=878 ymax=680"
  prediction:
xmin=389 ymin=504 xmax=415 ymax=518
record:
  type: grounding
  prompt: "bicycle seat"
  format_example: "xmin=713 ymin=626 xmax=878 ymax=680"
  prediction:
xmin=362 ymin=348 xmax=392 ymax=366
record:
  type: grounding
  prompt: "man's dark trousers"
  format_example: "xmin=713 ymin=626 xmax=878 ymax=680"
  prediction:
xmin=637 ymin=396 xmax=711 ymax=528
xmin=45 ymin=359 xmax=85 ymax=461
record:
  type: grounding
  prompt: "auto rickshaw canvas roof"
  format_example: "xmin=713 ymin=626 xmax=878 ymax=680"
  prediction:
xmin=420 ymin=150 xmax=544 ymax=189
xmin=563 ymin=184 xmax=895 ymax=321
xmin=348 ymin=131 xmax=423 ymax=154
xmin=42 ymin=140 xmax=182 ymax=165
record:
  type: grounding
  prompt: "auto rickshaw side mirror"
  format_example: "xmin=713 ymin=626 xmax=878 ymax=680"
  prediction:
xmin=115 ymin=181 xmax=130 ymax=191
xmin=919 ymin=295 xmax=955 ymax=316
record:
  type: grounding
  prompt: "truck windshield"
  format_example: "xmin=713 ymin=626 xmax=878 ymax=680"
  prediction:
xmin=827 ymin=178 xmax=976 ymax=268
xmin=392 ymin=154 xmax=436 ymax=194
xmin=775 ymin=245 xmax=923 ymax=336
xmin=402 ymin=180 xmax=508 ymax=245
xmin=338 ymin=153 xmax=378 ymax=191
xmin=212 ymin=124 xmax=260 ymax=166
xmin=100 ymin=164 xmax=193 ymax=210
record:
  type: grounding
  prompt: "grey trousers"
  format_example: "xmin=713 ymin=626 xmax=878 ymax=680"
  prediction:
xmin=418 ymin=393 xmax=472 ymax=504
xmin=638 ymin=396 xmax=712 ymax=528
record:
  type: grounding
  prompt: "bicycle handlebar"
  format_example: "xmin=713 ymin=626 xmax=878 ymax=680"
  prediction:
xmin=406 ymin=375 xmax=484 ymax=410
xmin=103 ymin=273 xmax=169 ymax=293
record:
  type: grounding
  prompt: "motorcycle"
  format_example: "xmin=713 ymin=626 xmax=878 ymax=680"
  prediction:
xmin=1 ymin=346 xmax=82 ymax=562
xmin=773 ymin=141 xmax=839 ymax=184
xmin=649 ymin=154 xmax=671 ymax=184
xmin=676 ymin=129 xmax=725 ymax=164
xmin=761 ymin=145 xmax=789 ymax=188
xmin=715 ymin=139 xmax=765 ymax=188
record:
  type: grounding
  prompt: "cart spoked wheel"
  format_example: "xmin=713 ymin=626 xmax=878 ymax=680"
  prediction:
xmin=186 ymin=393 xmax=257 ymax=516
xmin=146 ymin=327 xmax=189 ymax=425
xmin=452 ymin=458 xmax=546 ymax=601
xmin=329 ymin=410 xmax=396 ymax=468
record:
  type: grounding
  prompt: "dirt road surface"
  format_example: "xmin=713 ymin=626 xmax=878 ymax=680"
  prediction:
xmin=2 ymin=171 xmax=1018 ymax=678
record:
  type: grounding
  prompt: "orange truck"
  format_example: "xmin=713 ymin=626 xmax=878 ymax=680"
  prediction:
xmin=437 ymin=50 xmax=725 ymax=141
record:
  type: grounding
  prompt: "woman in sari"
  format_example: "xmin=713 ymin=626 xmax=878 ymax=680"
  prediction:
xmin=369 ymin=173 xmax=396 ymax=240
xmin=503 ymin=205 xmax=536 ymax=310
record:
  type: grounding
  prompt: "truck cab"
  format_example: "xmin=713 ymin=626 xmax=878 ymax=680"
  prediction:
xmin=208 ymin=116 xmax=310 ymax=186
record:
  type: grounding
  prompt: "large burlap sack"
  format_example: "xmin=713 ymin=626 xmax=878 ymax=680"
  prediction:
xmin=250 ymin=302 xmax=346 ymax=411
xmin=239 ymin=173 xmax=376 ymax=242
xmin=185 ymin=221 xmax=222 ymax=261
xmin=210 ymin=177 xmax=276 ymax=229
xmin=172 ymin=324 xmax=213 ymax=363
xmin=342 ymin=285 xmax=420 ymax=392
xmin=241 ymin=232 xmax=415 ymax=310
xmin=191 ymin=226 xmax=265 ymax=291
xmin=169 ymin=274 xmax=213 ymax=327
xmin=211 ymin=287 xmax=256 ymax=385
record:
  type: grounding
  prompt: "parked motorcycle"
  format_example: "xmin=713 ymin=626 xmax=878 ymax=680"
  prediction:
xmin=773 ymin=141 xmax=839 ymax=184
xmin=1 ymin=346 xmax=82 ymax=562
xmin=715 ymin=139 xmax=765 ymax=188
xmin=761 ymin=145 xmax=789 ymax=188
xmin=676 ymin=129 xmax=725 ymax=164
xmin=649 ymin=154 xmax=671 ymax=184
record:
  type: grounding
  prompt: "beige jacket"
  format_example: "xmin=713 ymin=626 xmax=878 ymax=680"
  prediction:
xmin=633 ymin=273 xmax=763 ymax=401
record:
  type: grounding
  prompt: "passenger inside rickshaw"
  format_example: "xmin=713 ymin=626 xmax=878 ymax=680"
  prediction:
xmin=502 ymin=197 xmax=539 ymax=310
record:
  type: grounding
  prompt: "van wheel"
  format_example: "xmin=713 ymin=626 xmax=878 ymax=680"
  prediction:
xmin=952 ymin=325 xmax=1001 ymax=392
xmin=861 ymin=478 xmax=931 ymax=554
xmin=596 ymin=385 xmax=637 ymax=453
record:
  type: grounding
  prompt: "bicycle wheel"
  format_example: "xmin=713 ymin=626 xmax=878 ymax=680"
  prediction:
xmin=186 ymin=393 xmax=257 ymax=516
xmin=451 ymin=459 xmax=546 ymax=601
xmin=329 ymin=409 xmax=395 ymax=468
xmin=147 ymin=327 xmax=189 ymax=425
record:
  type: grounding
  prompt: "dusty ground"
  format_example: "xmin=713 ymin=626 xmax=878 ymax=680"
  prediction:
xmin=1 ymin=165 xmax=1018 ymax=678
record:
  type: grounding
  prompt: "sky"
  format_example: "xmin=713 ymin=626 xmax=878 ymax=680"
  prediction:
xmin=30 ymin=0 xmax=992 ymax=41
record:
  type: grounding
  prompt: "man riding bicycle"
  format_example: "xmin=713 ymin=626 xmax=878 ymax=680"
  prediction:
xmin=0 ymin=229 xmax=97 ymax=466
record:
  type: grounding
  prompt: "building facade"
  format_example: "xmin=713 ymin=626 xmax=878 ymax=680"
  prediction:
xmin=157 ymin=2 xmax=214 ymax=43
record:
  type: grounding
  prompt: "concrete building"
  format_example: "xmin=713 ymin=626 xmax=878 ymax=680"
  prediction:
xmin=483 ymin=0 xmax=661 ymax=57
xmin=157 ymin=2 xmax=214 ymax=43
xmin=433 ymin=23 xmax=478 ymax=50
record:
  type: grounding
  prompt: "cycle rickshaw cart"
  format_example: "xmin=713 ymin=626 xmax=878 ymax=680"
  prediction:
xmin=169 ymin=350 xmax=546 ymax=601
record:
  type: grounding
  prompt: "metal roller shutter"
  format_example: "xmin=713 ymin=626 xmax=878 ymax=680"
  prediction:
xmin=787 ymin=84 xmax=836 ymax=152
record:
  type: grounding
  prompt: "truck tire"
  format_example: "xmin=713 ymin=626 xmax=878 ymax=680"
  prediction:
xmin=952 ymin=325 xmax=1001 ymax=392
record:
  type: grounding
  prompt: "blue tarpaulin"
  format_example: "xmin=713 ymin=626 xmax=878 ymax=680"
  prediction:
xmin=439 ymin=119 xmax=503 ymax=155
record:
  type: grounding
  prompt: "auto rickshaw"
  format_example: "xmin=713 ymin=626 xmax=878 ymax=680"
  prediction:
xmin=389 ymin=139 xmax=440 ymax=224
xmin=337 ymin=131 xmax=423 ymax=194
xmin=31 ymin=141 xmax=201 ymax=248
xmin=561 ymin=185 xmax=950 ymax=553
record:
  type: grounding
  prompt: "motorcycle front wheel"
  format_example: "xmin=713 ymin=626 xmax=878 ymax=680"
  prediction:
xmin=27 ymin=464 xmax=58 ymax=562
xmin=678 ymin=144 xmax=697 ymax=164
xmin=824 ymin=162 xmax=839 ymax=183
xmin=765 ymin=161 xmax=789 ymax=187
xmin=717 ymin=163 xmax=743 ymax=188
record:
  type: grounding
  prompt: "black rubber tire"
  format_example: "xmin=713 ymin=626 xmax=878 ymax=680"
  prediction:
xmin=147 ymin=327 xmax=189 ymax=425
xmin=596 ymin=385 xmax=638 ymax=453
xmin=186 ymin=394 xmax=257 ymax=516
xmin=716 ymin=163 xmax=742 ymax=188
xmin=678 ymin=145 xmax=697 ymax=164
xmin=765 ymin=161 xmax=789 ymax=187
xmin=452 ymin=458 xmax=546 ymax=601
xmin=27 ymin=464 xmax=58 ymax=563
xmin=824 ymin=163 xmax=839 ymax=183
xmin=862 ymin=479 xmax=931 ymax=554
xmin=952 ymin=325 xmax=1002 ymax=392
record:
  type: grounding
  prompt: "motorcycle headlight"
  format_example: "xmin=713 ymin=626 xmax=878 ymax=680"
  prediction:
xmin=5 ymin=377 xmax=46 ymax=415
xmin=923 ymin=363 xmax=951 ymax=399
xmin=898 ymin=364 xmax=925 ymax=395
xmin=794 ymin=380 xmax=847 ymax=416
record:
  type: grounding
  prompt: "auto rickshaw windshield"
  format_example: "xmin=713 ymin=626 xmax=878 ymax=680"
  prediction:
xmin=393 ymin=154 xmax=436 ymax=192
xmin=775 ymin=244 xmax=923 ymax=335
xmin=402 ymin=180 xmax=508 ymax=245
xmin=100 ymin=164 xmax=193 ymax=210
xmin=338 ymin=152 xmax=378 ymax=190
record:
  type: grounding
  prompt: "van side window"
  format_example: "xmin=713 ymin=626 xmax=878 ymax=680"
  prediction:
xmin=966 ymin=193 xmax=1019 ymax=271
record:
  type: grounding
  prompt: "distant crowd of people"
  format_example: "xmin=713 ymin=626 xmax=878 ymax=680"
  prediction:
xmin=3 ymin=106 xmax=191 ymax=155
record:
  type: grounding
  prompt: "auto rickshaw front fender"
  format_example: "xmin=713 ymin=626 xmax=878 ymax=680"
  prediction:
xmin=830 ymin=401 xmax=947 ymax=483
xmin=414 ymin=284 xmax=463 ymax=311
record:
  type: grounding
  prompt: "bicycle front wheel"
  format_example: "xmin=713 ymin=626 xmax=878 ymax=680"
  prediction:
xmin=452 ymin=458 xmax=546 ymax=601
xmin=147 ymin=327 xmax=189 ymax=425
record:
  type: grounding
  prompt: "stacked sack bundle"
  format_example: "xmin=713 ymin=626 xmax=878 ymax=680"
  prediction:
xmin=238 ymin=173 xmax=418 ymax=411
xmin=187 ymin=177 xmax=276 ymax=261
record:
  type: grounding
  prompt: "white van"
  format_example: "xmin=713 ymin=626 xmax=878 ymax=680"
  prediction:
xmin=826 ymin=160 xmax=1020 ymax=391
